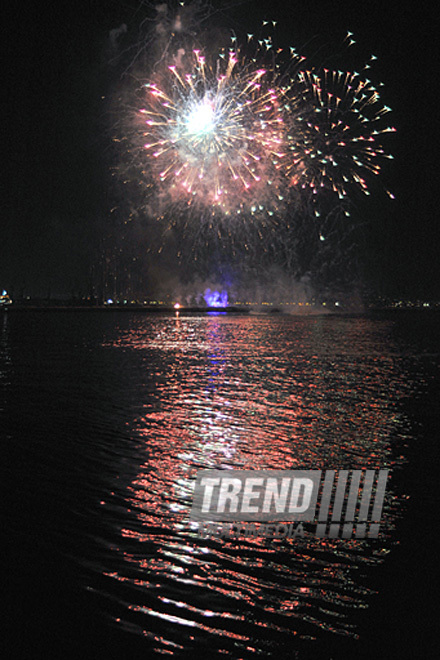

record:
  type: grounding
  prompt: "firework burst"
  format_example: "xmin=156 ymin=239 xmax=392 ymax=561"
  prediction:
xmin=113 ymin=5 xmax=395 ymax=280
xmin=292 ymin=66 xmax=395 ymax=215
xmin=134 ymin=46 xmax=296 ymax=218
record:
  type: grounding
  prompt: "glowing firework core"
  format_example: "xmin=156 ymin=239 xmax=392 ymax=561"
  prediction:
xmin=186 ymin=98 xmax=216 ymax=136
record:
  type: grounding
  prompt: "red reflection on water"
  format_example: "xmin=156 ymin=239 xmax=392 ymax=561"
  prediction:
xmin=103 ymin=315 xmax=411 ymax=650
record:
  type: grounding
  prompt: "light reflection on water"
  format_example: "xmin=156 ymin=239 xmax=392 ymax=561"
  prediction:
xmin=95 ymin=313 xmax=413 ymax=655
xmin=4 ymin=310 xmax=438 ymax=657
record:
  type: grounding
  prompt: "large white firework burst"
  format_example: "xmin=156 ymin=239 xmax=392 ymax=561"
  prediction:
xmin=136 ymin=46 xmax=297 ymax=217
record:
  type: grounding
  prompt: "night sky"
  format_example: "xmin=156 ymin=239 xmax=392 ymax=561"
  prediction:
xmin=2 ymin=1 xmax=438 ymax=299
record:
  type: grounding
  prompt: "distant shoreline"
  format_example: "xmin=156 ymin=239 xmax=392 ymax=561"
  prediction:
xmin=2 ymin=304 xmax=246 ymax=313
xmin=2 ymin=304 xmax=439 ymax=315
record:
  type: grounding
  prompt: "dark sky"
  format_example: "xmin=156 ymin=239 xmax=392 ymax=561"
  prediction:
xmin=2 ymin=1 xmax=438 ymax=299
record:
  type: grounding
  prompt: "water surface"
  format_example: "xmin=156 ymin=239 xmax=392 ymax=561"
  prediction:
xmin=2 ymin=310 xmax=439 ymax=658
